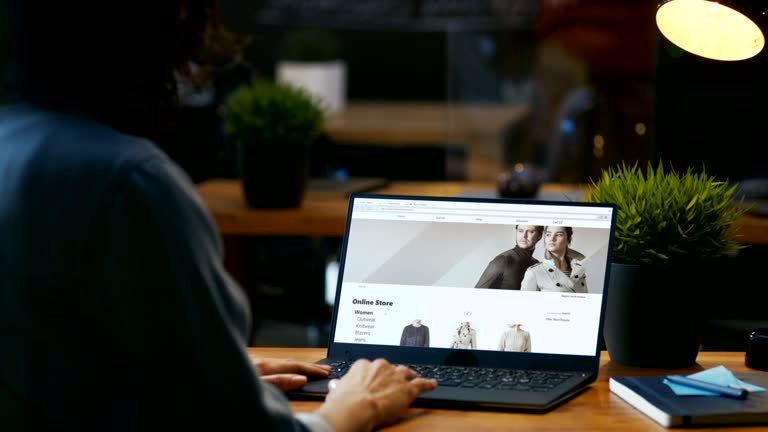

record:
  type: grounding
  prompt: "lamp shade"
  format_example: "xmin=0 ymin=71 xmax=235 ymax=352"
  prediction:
xmin=656 ymin=0 xmax=765 ymax=61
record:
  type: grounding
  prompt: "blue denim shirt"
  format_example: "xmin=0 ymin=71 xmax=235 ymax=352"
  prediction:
xmin=0 ymin=104 xmax=328 ymax=431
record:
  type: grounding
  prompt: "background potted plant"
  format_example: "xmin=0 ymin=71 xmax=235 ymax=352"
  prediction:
xmin=276 ymin=29 xmax=346 ymax=113
xmin=223 ymin=78 xmax=323 ymax=208
xmin=584 ymin=162 xmax=749 ymax=367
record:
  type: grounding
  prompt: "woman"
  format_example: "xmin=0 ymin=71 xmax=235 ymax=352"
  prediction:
xmin=0 ymin=1 xmax=435 ymax=430
xmin=451 ymin=321 xmax=478 ymax=349
xmin=520 ymin=226 xmax=588 ymax=293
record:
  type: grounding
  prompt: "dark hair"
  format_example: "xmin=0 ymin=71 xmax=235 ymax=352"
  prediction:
xmin=0 ymin=0 xmax=232 ymax=136
xmin=545 ymin=226 xmax=573 ymax=242
xmin=515 ymin=225 xmax=544 ymax=236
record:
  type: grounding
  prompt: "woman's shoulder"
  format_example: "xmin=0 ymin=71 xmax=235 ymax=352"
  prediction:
xmin=2 ymin=104 xmax=163 ymax=170
xmin=3 ymin=105 xmax=199 ymax=216
xmin=1 ymin=105 xmax=176 ymax=198
xmin=525 ymin=260 xmax=550 ymax=273
xmin=567 ymin=248 xmax=586 ymax=261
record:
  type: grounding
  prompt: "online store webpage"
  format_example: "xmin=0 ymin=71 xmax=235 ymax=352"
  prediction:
xmin=333 ymin=197 xmax=614 ymax=357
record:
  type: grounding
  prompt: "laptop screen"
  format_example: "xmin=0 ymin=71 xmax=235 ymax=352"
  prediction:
xmin=331 ymin=195 xmax=614 ymax=357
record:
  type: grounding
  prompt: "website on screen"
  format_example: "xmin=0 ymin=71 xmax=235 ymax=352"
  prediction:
xmin=332 ymin=197 xmax=613 ymax=356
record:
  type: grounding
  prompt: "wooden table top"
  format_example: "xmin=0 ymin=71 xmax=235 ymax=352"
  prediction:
xmin=247 ymin=348 xmax=762 ymax=432
xmin=196 ymin=179 xmax=583 ymax=237
xmin=324 ymin=101 xmax=530 ymax=147
xmin=197 ymin=179 xmax=768 ymax=244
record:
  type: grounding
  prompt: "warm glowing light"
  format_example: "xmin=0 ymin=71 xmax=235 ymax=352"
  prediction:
xmin=593 ymin=135 xmax=605 ymax=158
xmin=656 ymin=0 xmax=764 ymax=61
xmin=593 ymin=135 xmax=605 ymax=148
xmin=635 ymin=123 xmax=647 ymax=136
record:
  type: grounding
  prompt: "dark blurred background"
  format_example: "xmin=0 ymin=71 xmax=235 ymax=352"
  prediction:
xmin=157 ymin=0 xmax=767 ymax=350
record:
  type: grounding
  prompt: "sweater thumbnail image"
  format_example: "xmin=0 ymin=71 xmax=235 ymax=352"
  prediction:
xmin=400 ymin=320 xmax=430 ymax=347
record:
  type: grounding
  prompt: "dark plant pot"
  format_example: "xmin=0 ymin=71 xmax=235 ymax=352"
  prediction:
xmin=237 ymin=142 xmax=309 ymax=208
xmin=603 ymin=262 xmax=711 ymax=368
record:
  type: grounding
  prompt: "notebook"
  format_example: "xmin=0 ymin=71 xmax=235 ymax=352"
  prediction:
xmin=294 ymin=193 xmax=616 ymax=411
xmin=610 ymin=373 xmax=768 ymax=427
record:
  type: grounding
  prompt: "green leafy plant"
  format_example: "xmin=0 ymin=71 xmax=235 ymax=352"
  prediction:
xmin=584 ymin=162 xmax=749 ymax=265
xmin=222 ymin=78 xmax=323 ymax=147
xmin=278 ymin=29 xmax=342 ymax=62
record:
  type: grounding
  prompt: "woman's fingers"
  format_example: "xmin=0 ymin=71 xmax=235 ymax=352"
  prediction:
xmin=260 ymin=374 xmax=308 ymax=391
xmin=254 ymin=358 xmax=330 ymax=378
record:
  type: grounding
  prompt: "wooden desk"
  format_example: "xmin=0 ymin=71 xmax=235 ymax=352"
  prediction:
xmin=324 ymin=102 xmax=530 ymax=181
xmin=247 ymin=348 xmax=762 ymax=432
xmin=196 ymin=180 xmax=580 ymax=237
xmin=739 ymin=213 xmax=768 ymax=246
xmin=197 ymin=179 xmax=768 ymax=245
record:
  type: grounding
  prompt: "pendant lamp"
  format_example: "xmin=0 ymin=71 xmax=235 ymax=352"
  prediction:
xmin=656 ymin=0 xmax=765 ymax=61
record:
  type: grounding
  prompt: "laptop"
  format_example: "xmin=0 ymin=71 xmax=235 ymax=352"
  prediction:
xmin=294 ymin=193 xmax=616 ymax=411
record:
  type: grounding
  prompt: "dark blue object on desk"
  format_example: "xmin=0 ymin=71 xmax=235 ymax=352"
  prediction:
xmin=747 ymin=328 xmax=768 ymax=371
xmin=308 ymin=177 xmax=390 ymax=197
xmin=610 ymin=373 xmax=768 ymax=427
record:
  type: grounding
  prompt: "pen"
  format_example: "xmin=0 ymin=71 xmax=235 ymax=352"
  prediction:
xmin=666 ymin=375 xmax=749 ymax=399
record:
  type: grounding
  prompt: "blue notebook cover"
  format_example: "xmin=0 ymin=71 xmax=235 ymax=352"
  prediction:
xmin=610 ymin=373 xmax=768 ymax=427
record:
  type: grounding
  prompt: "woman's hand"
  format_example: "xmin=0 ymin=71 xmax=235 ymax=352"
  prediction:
xmin=316 ymin=358 xmax=437 ymax=432
xmin=252 ymin=358 xmax=330 ymax=392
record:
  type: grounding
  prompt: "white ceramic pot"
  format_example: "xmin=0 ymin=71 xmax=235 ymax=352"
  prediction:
xmin=276 ymin=60 xmax=347 ymax=113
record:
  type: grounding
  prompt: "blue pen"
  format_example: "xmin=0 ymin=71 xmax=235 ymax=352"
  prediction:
xmin=666 ymin=375 xmax=749 ymax=399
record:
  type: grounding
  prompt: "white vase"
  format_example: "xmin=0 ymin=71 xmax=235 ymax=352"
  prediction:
xmin=276 ymin=60 xmax=347 ymax=113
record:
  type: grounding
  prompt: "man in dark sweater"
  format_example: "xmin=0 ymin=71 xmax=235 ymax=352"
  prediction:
xmin=474 ymin=225 xmax=544 ymax=290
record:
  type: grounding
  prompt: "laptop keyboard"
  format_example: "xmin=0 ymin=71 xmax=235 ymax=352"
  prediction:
xmin=328 ymin=361 xmax=575 ymax=392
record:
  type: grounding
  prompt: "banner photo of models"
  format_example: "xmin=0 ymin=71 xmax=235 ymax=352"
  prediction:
xmin=342 ymin=219 xmax=610 ymax=294
xmin=334 ymin=217 xmax=609 ymax=355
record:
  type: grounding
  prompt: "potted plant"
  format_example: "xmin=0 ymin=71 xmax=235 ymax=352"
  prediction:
xmin=275 ymin=29 xmax=346 ymax=113
xmin=223 ymin=78 xmax=323 ymax=208
xmin=584 ymin=162 xmax=749 ymax=367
